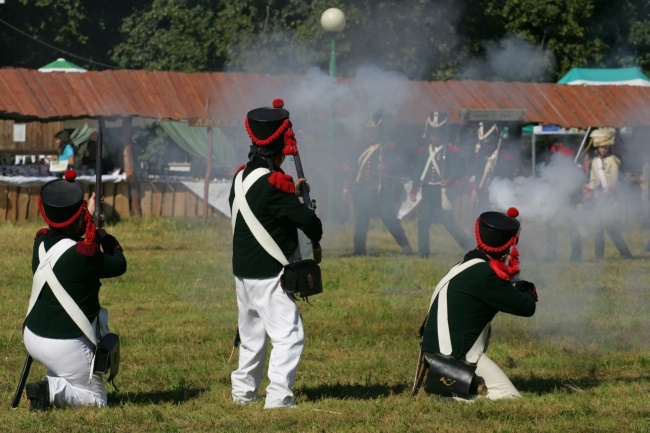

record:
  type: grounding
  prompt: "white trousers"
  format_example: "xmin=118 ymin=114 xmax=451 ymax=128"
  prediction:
xmin=24 ymin=326 xmax=107 ymax=408
xmin=474 ymin=354 xmax=522 ymax=400
xmin=231 ymin=273 xmax=304 ymax=409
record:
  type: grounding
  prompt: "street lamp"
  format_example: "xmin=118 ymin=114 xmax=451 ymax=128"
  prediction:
xmin=320 ymin=7 xmax=345 ymax=222
xmin=320 ymin=8 xmax=346 ymax=78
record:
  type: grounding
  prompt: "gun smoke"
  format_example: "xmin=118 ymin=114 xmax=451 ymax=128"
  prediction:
xmin=216 ymin=2 xmax=650 ymax=353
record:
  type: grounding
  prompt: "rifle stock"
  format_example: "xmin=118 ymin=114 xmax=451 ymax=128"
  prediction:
xmin=292 ymin=152 xmax=322 ymax=264
xmin=11 ymin=353 xmax=33 ymax=409
xmin=94 ymin=127 xmax=104 ymax=229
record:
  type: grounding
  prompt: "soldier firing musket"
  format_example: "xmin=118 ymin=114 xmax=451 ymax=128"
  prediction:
xmin=16 ymin=154 xmax=126 ymax=411
xmin=228 ymin=99 xmax=323 ymax=409
xmin=412 ymin=207 xmax=538 ymax=400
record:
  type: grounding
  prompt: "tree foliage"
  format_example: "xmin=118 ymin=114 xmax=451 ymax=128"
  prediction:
xmin=0 ymin=0 xmax=647 ymax=80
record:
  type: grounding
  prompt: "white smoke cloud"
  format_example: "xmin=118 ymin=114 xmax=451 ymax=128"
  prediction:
xmin=461 ymin=34 xmax=556 ymax=82
xmin=488 ymin=154 xmax=584 ymax=224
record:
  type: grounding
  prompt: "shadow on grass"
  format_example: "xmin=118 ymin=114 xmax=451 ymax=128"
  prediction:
xmin=109 ymin=386 xmax=209 ymax=406
xmin=513 ymin=374 xmax=650 ymax=395
xmin=299 ymin=382 xmax=408 ymax=401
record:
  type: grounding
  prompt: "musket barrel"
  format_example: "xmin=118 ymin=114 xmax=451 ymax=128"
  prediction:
xmin=95 ymin=127 xmax=104 ymax=228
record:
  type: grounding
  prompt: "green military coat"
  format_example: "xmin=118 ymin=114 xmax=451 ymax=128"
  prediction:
xmin=229 ymin=159 xmax=323 ymax=279
xmin=25 ymin=230 xmax=127 ymax=339
xmin=421 ymin=250 xmax=536 ymax=359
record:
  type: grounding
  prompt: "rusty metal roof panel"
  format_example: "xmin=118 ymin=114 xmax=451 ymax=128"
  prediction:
xmin=155 ymin=72 xmax=189 ymax=120
xmin=0 ymin=69 xmax=46 ymax=117
xmin=584 ymin=85 xmax=638 ymax=126
xmin=86 ymin=71 xmax=131 ymax=118
xmin=602 ymin=85 xmax=650 ymax=126
xmin=547 ymin=85 xmax=596 ymax=128
xmin=1 ymin=68 xmax=650 ymax=127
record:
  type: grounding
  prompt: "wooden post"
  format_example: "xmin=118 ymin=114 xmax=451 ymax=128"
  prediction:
xmin=203 ymin=99 xmax=213 ymax=220
xmin=121 ymin=117 xmax=141 ymax=216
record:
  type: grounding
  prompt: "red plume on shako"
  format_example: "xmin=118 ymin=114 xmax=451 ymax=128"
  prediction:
xmin=474 ymin=208 xmax=521 ymax=281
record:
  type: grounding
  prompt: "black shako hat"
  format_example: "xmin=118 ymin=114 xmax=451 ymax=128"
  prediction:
xmin=37 ymin=169 xmax=99 ymax=257
xmin=245 ymin=99 xmax=297 ymax=157
xmin=39 ymin=170 xmax=85 ymax=224
xmin=476 ymin=208 xmax=520 ymax=251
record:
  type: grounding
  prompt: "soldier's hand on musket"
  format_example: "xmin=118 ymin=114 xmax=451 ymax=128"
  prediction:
xmin=409 ymin=187 xmax=418 ymax=202
xmin=513 ymin=280 xmax=538 ymax=302
xmin=87 ymin=193 xmax=104 ymax=215
xmin=294 ymin=178 xmax=309 ymax=197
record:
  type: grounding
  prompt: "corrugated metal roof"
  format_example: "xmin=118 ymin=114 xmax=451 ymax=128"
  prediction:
xmin=0 ymin=68 xmax=649 ymax=128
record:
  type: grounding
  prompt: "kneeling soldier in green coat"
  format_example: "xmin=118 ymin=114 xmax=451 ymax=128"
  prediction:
xmin=415 ymin=207 xmax=537 ymax=400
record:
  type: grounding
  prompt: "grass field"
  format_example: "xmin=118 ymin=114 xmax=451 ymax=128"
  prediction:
xmin=1 ymin=216 xmax=648 ymax=432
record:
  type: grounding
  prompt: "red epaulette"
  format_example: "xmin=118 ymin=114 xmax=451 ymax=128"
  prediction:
xmin=503 ymin=152 xmax=514 ymax=161
xmin=35 ymin=228 xmax=48 ymax=239
xmin=234 ymin=164 xmax=247 ymax=175
xmin=449 ymin=144 xmax=461 ymax=154
xmin=417 ymin=146 xmax=426 ymax=155
xmin=388 ymin=145 xmax=397 ymax=151
xmin=268 ymin=172 xmax=295 ymax=194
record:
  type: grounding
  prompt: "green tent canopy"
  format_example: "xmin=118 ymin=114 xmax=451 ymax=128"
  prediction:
xmin=38 ymin=58 xmax=87 ymax=73
xmin=557 ymin=67 xmax=650 ymax=86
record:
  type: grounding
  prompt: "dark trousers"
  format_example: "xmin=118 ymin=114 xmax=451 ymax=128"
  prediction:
xmin=417 ymin=185 xmax=472 ymax=256
xmin=584 ymin=196 xmax=632 ymax=259
xmin=353 ymin=183 xmax=411 ymax=254
xmin=544 ymin=221 xmax=582 ymax=262
xmin=594 ymin=224 xmax=632 ymax=259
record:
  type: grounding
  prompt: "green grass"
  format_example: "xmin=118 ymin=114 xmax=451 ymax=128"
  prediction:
xmin=1 ymin=217 xmax=648 ymax=432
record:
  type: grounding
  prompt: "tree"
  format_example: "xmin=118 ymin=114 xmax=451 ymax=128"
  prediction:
xmin=0 ymin=0 xmax=143 ymax=70
xmin=111 ymin=0 xmax=220 ymax=71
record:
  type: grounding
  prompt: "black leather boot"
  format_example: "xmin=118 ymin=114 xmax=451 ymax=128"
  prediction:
xmin=25 ymin=379 xmax=50 ymax=411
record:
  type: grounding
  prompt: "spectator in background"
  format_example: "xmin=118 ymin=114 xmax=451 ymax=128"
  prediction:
xmin=82 ymin=132 xmax=114 ymax=174
xmin=51 ymin=130 xmax=75 ymax=170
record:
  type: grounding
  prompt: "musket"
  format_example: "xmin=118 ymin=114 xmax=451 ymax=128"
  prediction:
xmin=228 ymin=330 xmax=241 ymax=363
xmin=292 ymin=150 xmax=322 ymax=264
xmin=573 ymin=126 xmax=592 ymax=165
xmin=94 ymin=127 xmax=104 ymax=229
xmin=411 ymin=318 xmax=429 ymax=397
xmin=11 ymin=353 xmax=33 ymax=408
xmin=478 ymin=130 xmax=504 ymax=190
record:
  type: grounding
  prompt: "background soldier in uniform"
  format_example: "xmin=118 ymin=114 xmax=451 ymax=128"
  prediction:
xmin=582 ymin=128 xmax=632 ymax=259
xmin=352 ymin=110 xmax=412 ymax=255
xmin=229 ymin=99 xmax=323 ymax=409
xmin=409 ymin=112 xmax=472 ymax=257
xmin=466 ymin=122 xmax=516 ymax=213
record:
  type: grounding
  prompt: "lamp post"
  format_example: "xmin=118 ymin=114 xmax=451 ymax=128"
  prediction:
xmin=320 ymin=7 xmax=346 ymax=222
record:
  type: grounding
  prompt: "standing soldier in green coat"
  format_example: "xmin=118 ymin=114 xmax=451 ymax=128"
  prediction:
xmin=417 ymin=207 xmax=537 ymax=400
xmin=229 ymin=99 xmax=323 ymax=409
